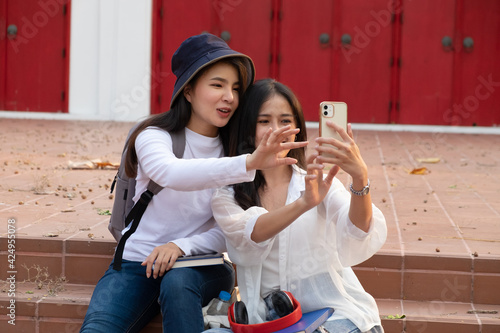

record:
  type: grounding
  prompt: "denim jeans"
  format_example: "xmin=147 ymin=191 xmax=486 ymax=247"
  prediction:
xmin=81 ymin=259 xmax=234 ymax=333
xmin=203 ymin=319 xmax=384 ymax=333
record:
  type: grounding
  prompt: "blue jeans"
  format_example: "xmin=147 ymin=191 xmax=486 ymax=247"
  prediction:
xmin=81 ymin=259 xmax=234 ymax=333
xmin=203 ymin=319 xmax=384 ymax=333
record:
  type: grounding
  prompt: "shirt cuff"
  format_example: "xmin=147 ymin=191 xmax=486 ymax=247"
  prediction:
xmin=241 ymin=154 xmax=256 ymax=181
xmin=244 ymin=214 xmax=273 ymax=249
xmin=169 ymin=239 xmax=191 ymax=256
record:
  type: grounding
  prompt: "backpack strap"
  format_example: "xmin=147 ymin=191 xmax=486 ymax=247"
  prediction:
xmin=113 ymin=128 xmax=186 ymax=271
xmin=170 ymin=129 xmax=186 ymax=160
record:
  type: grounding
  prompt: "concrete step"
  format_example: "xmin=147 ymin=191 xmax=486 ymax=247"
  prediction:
xmin=1 ymin=237 xmax=499 ymax=332
xmin=1 ymin=238 xmax=499 ymax=304
xmin=1 ymin=283 xmax=498 ymax=333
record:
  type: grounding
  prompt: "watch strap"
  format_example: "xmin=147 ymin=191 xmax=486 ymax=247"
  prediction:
xmin=350 ymin=179 xmax=370 ymax=196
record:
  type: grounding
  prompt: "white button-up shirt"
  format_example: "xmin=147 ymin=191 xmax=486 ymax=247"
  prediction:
xmin=212 ymin=165 xmax=387 ymax=332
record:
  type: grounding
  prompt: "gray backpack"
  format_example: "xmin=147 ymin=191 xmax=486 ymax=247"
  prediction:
xmin=108 ymin=126 xmax=185 ymax=270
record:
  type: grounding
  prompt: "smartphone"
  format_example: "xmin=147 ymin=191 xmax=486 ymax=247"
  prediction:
xmin=319 ymin=101 xmax=348 ymax=157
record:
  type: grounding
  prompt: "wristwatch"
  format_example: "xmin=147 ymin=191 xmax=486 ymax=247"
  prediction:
xmin=350 ymin=179 xmax=370 ymax=196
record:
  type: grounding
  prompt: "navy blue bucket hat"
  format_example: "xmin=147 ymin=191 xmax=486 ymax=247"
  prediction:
xmin=170 ymin=33 xmax=256 ymax=108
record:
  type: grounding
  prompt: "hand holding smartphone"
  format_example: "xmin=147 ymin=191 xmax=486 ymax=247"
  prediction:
xmin=318 ymin=101 xmax=348 ymax=158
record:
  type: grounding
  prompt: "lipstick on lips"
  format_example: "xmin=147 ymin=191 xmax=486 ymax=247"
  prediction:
xmin=217 ymin=107 xmax=232 ymax=118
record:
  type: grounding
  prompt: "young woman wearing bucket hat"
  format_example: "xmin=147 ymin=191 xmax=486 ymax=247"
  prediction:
xmin=204 ymin=79 xmax=387 ymax=333
xmin=80 ymin=34 xmax=307 ymax=333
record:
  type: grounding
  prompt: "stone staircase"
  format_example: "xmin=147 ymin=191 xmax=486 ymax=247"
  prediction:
xmin=1 ymin=120 xmax=499 ymax=332
xmin=1 ymin=237 xmax=498 ymax=333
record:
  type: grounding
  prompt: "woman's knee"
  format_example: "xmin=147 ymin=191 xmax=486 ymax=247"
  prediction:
xmin=160 ymin=268 xmax=202 ymax=301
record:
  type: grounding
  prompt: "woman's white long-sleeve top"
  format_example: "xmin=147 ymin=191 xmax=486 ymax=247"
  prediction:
xmin=122 ymin=127 xmax=255 ymax=262
xmin=211 ymin=165 xmax=387 ymax=332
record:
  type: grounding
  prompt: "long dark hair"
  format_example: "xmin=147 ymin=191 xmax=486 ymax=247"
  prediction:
xmin=228 ymin=79 xmax=307 ymax=210
xmin=124 ymin=57 xmax=250 ymax=178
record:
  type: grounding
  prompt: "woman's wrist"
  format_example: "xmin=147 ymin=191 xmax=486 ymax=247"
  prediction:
xmin=295 ymin=195 xmax=315 ymax=212
xmin=350 ymin=164 xmax=369 ymax=189
xmin=351 ymin=176 xmax=369 ymax=190
xmin=245 ymin=154 xmax=255 ymax=171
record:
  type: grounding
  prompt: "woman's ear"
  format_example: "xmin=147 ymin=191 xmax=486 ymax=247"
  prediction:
xmin=183 ymin=85 xmax=192 ymax=103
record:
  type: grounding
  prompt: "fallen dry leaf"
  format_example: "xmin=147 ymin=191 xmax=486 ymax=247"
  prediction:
xmin=408 ymin=167 xmax=428 ymax=175
xmin=68 ymin=159 xmax=119 ymax=170
xmin=94 ymin=161 xmax=119 ymax=169
xmin=68 ymin=160 xmax=94 ymax=169
xmin=416 ymin=157 xmax=441 ymax=164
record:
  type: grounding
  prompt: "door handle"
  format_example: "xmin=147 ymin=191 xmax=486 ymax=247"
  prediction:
xmin=341 ymin=33 xmax=352 ymax=46
xmin=463 ymin=37 xmax=474 ymax=51
xmin=441 ymin=36 xmax=453 ymax=51
xmin=319 ymin=33 xmax=330 ymax=45
xmin=7 ymin=24 xmax=18 ymax=38
xmin=220 ymin=31 xmax=231 ymax=42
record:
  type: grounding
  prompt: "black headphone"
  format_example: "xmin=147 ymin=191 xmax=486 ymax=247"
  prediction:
xmin=233 ymin=290 xmax=295 ymax=324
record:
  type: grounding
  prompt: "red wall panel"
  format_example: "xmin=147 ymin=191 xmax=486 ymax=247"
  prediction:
xmin=151 ymin=0 xmax=273 ymax=114
xmin=279 ymin=0 xmax=392 ymax=123
xmin=398 ymin=0 xmax=456 ymax=125
xmin=279 ymin=0 xmax=334 ymax=121
xmin=0 ymin=1 xmax=6 ymax=110
xmin=336 ymin=0 xmax=393 ymax=124
xmin=453 ymin=0 xmax=500 ymax=126
xmin=218 ymin=0 xmax=273 ymax=80
xmin=152 ymin=0 xmax=214 ymax=114
xmin=1 ymin=0 xmax=69 ymax=112
xmin=151 ymin=0 xmax=499 ymax=126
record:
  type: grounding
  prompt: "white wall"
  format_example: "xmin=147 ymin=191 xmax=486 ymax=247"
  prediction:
xmin=0 ymin=0 xmax=152 ymax=122
xmin=70 ymin=0 xmax=152 ymax=122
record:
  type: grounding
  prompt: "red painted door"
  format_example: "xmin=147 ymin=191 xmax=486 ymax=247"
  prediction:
xmin=279 ymin=0 xmax=392 ymax=122
xmin=0 ymin=0 xmax=70 ymax=112
xmin=335 ymin=0 xmax=393 ymax=124
xmin=218 ymin=0 xmax=273 ymax=80
xmin=151 ymin=0 xmax=273 ymax=114
xmin=151 ymin=1 xmax=499 ymax=126
xmin=151 ymin=0 xmax=213 ymax=114
xmin=279 ymin=0 xmax=335 ymax=121
xmin=398 ymin=0 xmax=456 ymax=125
xmin=452 ymin=0 xmax=500 ymax=126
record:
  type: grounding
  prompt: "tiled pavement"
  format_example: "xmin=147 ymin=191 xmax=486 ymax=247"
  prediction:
xmin=0 ymin=118 xmax=499 ymax=332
